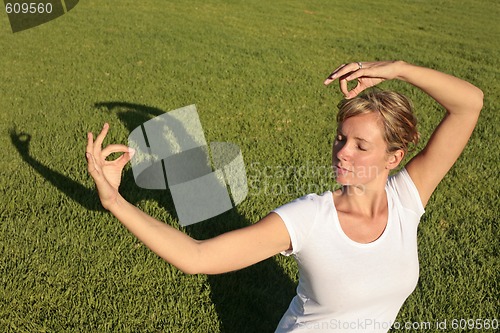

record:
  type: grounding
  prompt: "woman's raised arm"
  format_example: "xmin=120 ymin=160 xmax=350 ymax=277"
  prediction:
xmin=324 ymin=61 xmax=483 ymax=206
xmin=395 ymin=62 xmax=483 ymax=206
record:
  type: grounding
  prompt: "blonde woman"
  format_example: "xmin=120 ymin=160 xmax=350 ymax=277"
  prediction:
xmin=85 ymin=60 xmax=483 ymax=332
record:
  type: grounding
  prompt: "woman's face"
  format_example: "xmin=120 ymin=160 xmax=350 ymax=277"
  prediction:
xmin=332 ymin=112 xmax=392 ymax=188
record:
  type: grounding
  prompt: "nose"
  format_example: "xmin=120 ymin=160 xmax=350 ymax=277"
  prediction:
xmin=333 ymin=141 xmax=350 ymax=162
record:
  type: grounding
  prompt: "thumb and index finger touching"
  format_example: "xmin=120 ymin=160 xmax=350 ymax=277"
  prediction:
xmin=323 ymin=62 xmax=384 ymax=99
xmin=85 ymin=123 xmax=135 ymax=176
xmin=323 ymin=62 xmax=368 ymax=99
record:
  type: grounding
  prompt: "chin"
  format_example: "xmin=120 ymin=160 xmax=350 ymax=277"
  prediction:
xmin=335 ymin=175 xmax=355 ymax=186
xmin=335 ymin=173 xmax=371 ymax=186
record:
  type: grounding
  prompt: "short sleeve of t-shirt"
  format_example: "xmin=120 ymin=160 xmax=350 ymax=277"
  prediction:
xmin=387 ymin=168 xmax=425 ymax=218
xmin=272 ymin=193 xmax=320 ymax=256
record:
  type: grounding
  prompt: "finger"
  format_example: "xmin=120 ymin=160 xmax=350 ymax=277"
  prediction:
xmin=93 ymin=123 xmax=110 ymax=153
xmin=86 ymin=132 xmax=101 ymax=170
xmin=338 ymin=75 xmax=350 ymax=97
xmin=101 ymin=144 xmax=135 ymax=160
xmin=324 ymin=63 xmax=347 ymax=85
xmin=345 ymin=68 xmax=366 ymax=82
xmin=86 ymin=131 xmax=94 ymax=154
xmin=324 ymin=62 xmax=362 ymax=85
xmin=345 ymin=80 xmax=363 ymax=99
xmin=85 ymin=152 xmax=102 ymax=178
xmin=113 ymin=149 xmax=136 ymax=170
xmin=86 ymin=131 xmax=104 ymax=169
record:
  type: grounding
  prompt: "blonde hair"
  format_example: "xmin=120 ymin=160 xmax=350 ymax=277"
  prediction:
xmin=337 ymin=90 xmax=420 ymax=153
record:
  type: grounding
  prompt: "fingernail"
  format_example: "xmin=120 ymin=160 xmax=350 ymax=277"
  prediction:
xmin=326 ymin=74 xmax=336 ymax=81
xmin=85 ymin=152 xmax=90 ymax=159
xmin=128 ymin=147 xmax=136 ymax=156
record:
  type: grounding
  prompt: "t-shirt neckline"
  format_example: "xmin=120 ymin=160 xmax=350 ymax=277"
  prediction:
xmin=328 ymin=187 xmax=392 ymax=248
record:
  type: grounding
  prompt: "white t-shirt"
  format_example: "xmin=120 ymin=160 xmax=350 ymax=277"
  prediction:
xmin=273 ymin=168 xmax=425 ymax=333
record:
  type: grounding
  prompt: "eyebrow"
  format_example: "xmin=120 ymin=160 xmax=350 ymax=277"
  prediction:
xmin=354 ymin=136 xmax=369 ymax=143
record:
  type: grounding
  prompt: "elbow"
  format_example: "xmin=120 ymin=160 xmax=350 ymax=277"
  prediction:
xmin=458 ymin=86 xmax=483 ymax=121
xmin=162 ymin=240 xmax=205 ymax=275
xmin=179 ymin=265 xmax=201 ymax=275
xmin=175 ymin=242 xmax=226 ymax=276
xmin=169 ymin=260 xmax=203 ymax=275
xmin=472 ymin=86 xmax=484 ymax=115
xmin=178 ymin=263 xmax=216 ymax=276
xmin=182 ymin=241 xmax=205 ymax=275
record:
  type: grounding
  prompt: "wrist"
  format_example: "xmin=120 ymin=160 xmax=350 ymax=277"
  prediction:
xmin=104 ymin=193 xmax=127 ymax=212
xmin=393 ymin=60 xmax=410 ymax=81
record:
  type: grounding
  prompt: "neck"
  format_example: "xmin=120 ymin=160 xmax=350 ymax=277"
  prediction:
xmin=338 ymin=184 xmax=387 ymax=218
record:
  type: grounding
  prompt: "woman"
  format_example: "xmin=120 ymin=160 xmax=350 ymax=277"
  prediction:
xmin=85 ymin=60 xmax=483 ymax=332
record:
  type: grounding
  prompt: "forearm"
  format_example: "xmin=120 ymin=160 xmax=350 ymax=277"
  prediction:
xmin=396 ymin=61 xmax=483 ymax=116
xmin=108 ymin=195 xmax=201 ymax=274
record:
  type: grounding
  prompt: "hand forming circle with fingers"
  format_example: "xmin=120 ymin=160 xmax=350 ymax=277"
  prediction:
xmin=85 ymin=123 xmax=136 ymax=210
xmin=324 ymin=60 xmax=401 ymax=99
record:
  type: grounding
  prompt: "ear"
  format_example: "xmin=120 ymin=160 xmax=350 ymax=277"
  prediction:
xmin=386 ymin=149 xmax=405 ymax=170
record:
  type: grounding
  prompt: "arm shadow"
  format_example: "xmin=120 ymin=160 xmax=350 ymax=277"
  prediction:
xmin=9 ymin=128 xmax=106 ymax=212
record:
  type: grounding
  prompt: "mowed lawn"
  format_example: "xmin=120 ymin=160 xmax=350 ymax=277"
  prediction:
xmin=0 ymin=0 xmax=498 ymax=332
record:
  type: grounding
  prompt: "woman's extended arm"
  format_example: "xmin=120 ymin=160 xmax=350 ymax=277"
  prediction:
xmin=324 ymin=61 xmax=483 ymax=206
xmin=106 ymin=197 xmax=290 ymax=274
xmin=86 ymin=124 xmax=291 ymax=275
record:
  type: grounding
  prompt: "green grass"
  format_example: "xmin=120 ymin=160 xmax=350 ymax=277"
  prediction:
xmin=0 ymin=0 xmax=498 ymax=332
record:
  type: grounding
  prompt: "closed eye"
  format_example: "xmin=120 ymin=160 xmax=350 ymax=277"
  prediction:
xmin=336 ymin=133 xmax=369 ymax=151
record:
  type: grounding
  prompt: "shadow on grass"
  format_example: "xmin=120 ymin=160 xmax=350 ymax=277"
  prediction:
xmin=10 ymin=102 xmax=296 ymax=332
xmin=97 ymin=101 xmax=297 ymax=332
xmin=9 ymin=128 xmax=106 ymax=212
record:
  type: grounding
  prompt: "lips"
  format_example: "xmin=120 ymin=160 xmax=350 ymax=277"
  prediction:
xmin=335 ymin=165 xmax=352 ymax=175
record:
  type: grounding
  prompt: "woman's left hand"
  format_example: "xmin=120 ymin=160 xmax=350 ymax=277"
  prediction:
xmin=323 ymin=61 xmax=404 ymax=99
xmin=85 ymin=123 xmax=135 ymax=210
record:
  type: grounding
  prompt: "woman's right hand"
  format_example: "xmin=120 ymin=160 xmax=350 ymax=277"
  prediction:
xmin=85 ymin=123 xmax=135 ymax=210
xmin=323 ymin=60 xmax=404 ymax=99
